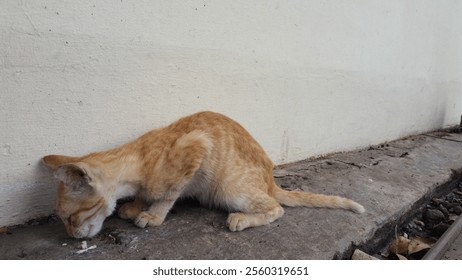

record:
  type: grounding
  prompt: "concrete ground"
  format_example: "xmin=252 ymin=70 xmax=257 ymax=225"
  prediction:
xmin=1 ymin=132 xmax=461 ymax=260
xmin=443 ymin=224 xmax=462 ymax=260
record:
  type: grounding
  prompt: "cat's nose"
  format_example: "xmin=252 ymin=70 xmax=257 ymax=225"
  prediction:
xmin=71 ymin=228 xmax=86 ymax=239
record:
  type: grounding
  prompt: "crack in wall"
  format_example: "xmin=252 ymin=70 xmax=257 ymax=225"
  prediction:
xmin=20 ymin=0 xmax=41 ymax=37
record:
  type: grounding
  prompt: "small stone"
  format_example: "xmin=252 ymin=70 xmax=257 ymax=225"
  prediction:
xmin=414 ymin=220 xmax=425 ymax=227
xmin=453 ymin=205 xmax=462 ymax=215
xmin=433 ymin=223 xmax=450 ymax=236
xmin=444 ymin=202 xmax=459 ymax=210
xmin=438 ymin=204 xmax=450 ymax=217
xmin=445 ymin=193 xmax=456 ymax=202
xmin=115 ymin=233 xmax=132 ymax=246
xmin=423 ymin=208 xmax=445 ymax=222
xmin=423 ymin=208 xmax=445 ymax=228
xmin=432 ymin=198 xmax=443 ymax=206
xmin=448 ymin=214 xmax=458 ymax=222
xmin=17 ymin=250 xmax=27 ymax=258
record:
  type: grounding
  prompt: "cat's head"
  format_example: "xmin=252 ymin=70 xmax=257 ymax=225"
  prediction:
xmin=42 ymin=155 xmax=115 ymax=238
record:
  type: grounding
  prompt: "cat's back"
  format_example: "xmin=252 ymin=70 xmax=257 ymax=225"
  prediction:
xmin=167 ymin=111 xmax=244 ymax=134
xmin=167 ymin=111 xmax=273 ymax=168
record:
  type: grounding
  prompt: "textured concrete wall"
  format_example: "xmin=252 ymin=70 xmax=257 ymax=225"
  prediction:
xmin=1 ymin=0 xmax=462 ymax=226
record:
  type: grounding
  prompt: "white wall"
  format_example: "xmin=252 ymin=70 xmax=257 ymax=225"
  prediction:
xmin=1 ymin=0 xmax=461 ymax=226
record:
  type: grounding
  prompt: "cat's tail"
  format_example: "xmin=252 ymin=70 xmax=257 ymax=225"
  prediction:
xmin=272 ymin=187 xmax=365 ymax=214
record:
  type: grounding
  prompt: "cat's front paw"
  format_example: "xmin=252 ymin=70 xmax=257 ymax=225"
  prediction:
xmin=227 ymin=213 xmax=249 ymax=232
xmin=134 ymin=212 xmax=164 ymax=228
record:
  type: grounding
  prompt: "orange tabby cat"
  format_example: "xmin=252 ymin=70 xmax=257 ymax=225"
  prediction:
xmin=42 ymin=111 xmax=364 ymax=238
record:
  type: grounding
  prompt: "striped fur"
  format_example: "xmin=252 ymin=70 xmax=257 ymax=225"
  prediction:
xmin=43 ymin=111 xmax=364 ymax=238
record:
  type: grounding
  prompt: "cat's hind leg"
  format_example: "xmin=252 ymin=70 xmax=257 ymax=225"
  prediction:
xmin=118 ymin=196 xmax=144 ymax=220
xmin=226 ymin=190 xmax=284 ymax=232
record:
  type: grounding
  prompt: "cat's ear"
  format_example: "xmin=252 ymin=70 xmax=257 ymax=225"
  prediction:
xmin=42 ymin=155 xmax=79 ymax=170
xmin=54 ymin=163 xmax=94 ymax=193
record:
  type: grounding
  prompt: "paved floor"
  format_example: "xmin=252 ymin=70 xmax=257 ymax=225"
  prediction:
xmin=0 ymin=132 xmax=461 ymax=259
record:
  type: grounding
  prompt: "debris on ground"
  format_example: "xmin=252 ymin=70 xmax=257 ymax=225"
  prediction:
xmin=389 ymin=236 xmax=433 ymax=256
xmin=76 ymin=245 xmax=97 ymax=254
xmin=0 ymin=227 xmax=9 ymax=234
xmin=375 ymin=183 xmax=462 ymax=260
xmin=76 ymin=241 xmax=97 ymax=254
xmin=351 ymin=249 xmax=378 ymax=260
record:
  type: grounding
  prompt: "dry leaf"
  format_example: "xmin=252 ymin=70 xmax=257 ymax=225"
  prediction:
xmin=389 ymin=236 xmax=410 ymax=254
xmin=390 ymin=235 xmax=434 ymax=255
xmin=0 ymin=227 xmax=8 ymax=234
xmin=396 ymin=253 xmax=408 ymax=260
xmin=408 ymin=236 xmax=433 ymax=254
xmin=351 ymin=249 xmax=379 ymax=260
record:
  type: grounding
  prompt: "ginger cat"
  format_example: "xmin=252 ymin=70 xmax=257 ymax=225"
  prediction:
xmin=43 ymin=111 xmax=364 ymax=238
